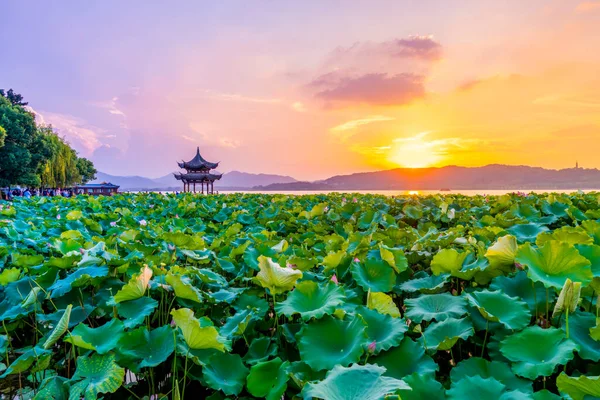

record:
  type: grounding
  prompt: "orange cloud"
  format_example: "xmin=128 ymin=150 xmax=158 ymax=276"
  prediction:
xmin=576 ymin=1 xmax=600 ymax=12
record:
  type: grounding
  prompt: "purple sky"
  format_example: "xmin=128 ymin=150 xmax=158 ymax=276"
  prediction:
xmin=2 ymin=1 xmax=599 ymax=179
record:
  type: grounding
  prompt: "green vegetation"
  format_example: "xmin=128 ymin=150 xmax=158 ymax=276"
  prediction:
xmin=0 ymin=89 xmax=96 ymax=188
xmin=1 ymin=191 xmax=600 ymax=399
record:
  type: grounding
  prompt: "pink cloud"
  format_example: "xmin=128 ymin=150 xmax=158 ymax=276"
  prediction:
xmin=310 ymin=72 xmax=426 ymax=106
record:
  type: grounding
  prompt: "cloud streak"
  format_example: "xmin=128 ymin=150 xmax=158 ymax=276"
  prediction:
xmin=330 ymin=115 xmax=394 ymax=133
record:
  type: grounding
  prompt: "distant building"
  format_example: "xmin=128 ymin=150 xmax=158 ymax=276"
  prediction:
xmin=74 ymin=182 xmax=120 ymax=195
xmin=576 ymin=161 xmax=579 ymax=169
xmin=174 ymin=147 xmax=222 ymax=193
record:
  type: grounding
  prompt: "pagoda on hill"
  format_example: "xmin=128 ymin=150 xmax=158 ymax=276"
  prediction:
xmin=174 ymin=147 xmax=222 ymax=194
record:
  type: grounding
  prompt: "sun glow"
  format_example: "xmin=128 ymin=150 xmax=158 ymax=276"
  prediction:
xmin=387 ymin=131 xmax=453 ymax=168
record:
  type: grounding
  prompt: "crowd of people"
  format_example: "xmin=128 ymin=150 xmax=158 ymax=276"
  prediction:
xmin=0 ymin=188 xmax=76 ymax=201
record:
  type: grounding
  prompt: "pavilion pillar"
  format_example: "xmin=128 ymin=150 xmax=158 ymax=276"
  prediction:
xmin=211 ymin=181 xmax=214 ymax=194
xmin=202 ymin=181 xmax=205 ymax=194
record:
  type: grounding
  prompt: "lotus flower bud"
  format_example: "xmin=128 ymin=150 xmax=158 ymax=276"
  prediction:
xmin=553 ymin=278 xmax=582 ymax=316
xmin=353 ymin=257 xmax=360 ymax=263
xmin=367 ymin=340 xmax=377 ymax=354
xmin=330 ymin=274 xmax=338 ymax=284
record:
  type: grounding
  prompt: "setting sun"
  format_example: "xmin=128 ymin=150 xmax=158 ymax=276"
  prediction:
xmin=387 ymin=131 xmax=451 ymax=168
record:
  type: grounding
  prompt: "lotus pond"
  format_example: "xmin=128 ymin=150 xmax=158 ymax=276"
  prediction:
xmin=1 ymin=192 xmax=600 ymax=399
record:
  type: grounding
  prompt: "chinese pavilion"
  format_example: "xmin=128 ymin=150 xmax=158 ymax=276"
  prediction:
xmin=174 ymin=147 xmax=222 ymax=194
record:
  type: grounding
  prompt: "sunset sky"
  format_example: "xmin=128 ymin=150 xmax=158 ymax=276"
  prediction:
xmin=1 ymin=1 xmax=599 ymax=180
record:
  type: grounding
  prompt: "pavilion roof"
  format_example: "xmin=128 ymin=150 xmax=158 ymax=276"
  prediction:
xmin=173 ymin=172 xmax=223 ymax=181
xmin=178 ymin=147 xmax=219 ymax=170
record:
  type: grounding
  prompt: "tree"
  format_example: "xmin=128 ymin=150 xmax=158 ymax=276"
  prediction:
xmin=0 ymin=90 xmax=96 ymax=188
xmin=0 ymin=88 xmax=28 ymax=106
xmin=0 ymin=126 xmax=5 ymax=148
xmin=76 ymin=157 xmax=97 ymax=184
xmin=0 ymin=95 xmax=46 ymax=187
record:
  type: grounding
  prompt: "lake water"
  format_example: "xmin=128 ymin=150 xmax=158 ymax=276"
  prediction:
xmin=146 ymin=189 xmax=599 ymax=196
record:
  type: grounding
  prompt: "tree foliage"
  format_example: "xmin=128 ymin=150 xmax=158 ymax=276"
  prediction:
xmin=0 ymin=89 xmax=96 ymax=187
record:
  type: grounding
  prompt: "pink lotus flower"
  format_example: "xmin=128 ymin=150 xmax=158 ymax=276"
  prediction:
xmin=368 ymin=340 xmax=377 ymax=354
xmin=170 ymin=319 xmax=176 ymax=327
xmin=110 ymin=221 xmax=117 ymax=227
xmin=324 ymin=206 xmax=330 ymax=213
xmin=56 ymin=214 xmax=61 ymax=220
xmin=352 ymin=197 xmax=358 ymax=203
xmin=331 ymin=274 xmax=338 ymax=284
xmin=353 ymin=257 xmax=360 ymax=263
xmin=149 ymin=204 xmax=154 ymax=208
xmin=168 ymin=244 xmax=176 ymax=251
xmin=79 ymin=248 xmax=85 ymax=254
xmin=139 ymin=219 xmax=147 ymax=226
xmin=175 ymin=214 xmax=179 ymax=218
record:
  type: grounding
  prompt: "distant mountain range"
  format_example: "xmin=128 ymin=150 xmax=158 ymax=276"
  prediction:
xmin=92 ymin=165 xmax=600 ymax=191
xmin=91 ymin=171 xmax=298 ymax=191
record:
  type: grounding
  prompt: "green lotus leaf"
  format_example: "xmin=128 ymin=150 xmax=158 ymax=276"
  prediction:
xmin=48 ymin=266 xmax=109 ymax=298
xmin=405 ymin=293 xmax=467 ymax=323
xmin=0 ymin=345 xmax=51 ymax=377
xmin=322 ymin=250 xmax=346 ymax=272
xmin=302 ymin=363 xmax=410 ymax=400
xmin=536 ymin=226 xmax=593 ymax=247
xmin=43 ymin=304 xmax=72 ymax=349
xmin=118 ymin=325 xmax=174 ymax=369
xmin=112 ymin=265 xmax=153 ymax=303
xmin=370 ymin=337 xmax=438 ymax=380
xmin=356 ymin=306 xmax=407 ymax=354
xmin=34 ymin=376 xmax=69 ymax=400
xmin=379 ymin=244 xmax=409 ymax=274
xmin=165 ymin=272 xmax=203 ymax=304
xmin=451 ymin=357 xmax=532 ymax=392
xmin=116 ymin=296 xmax=158 ymax=329
xmin=203 ymin=352 xmax=249 ymax=396
xmin=431 ymin=249 xmax=468 ymax=276
xmin=171 ymin=308 xmax=230 ymax=351
xmin=506 ymin=223 xmax=549 ymax=243
xmin=560 ymin=311 xmax=600 ymax=361
xmin=350 ymin=257 xmax=396 ymax=293
xmin=423 ymin=317 xmax=474 ymax=351
xmin=0 ymin=335 xmax=7 ymax=354
xmin=366 ymin=291 xmax=401 ymax=318
xmin=254 ymin=256 xmax=302 ymax=295
xmin=398 ymin=373 xmax=446 ymax=400
xmin=532 ymin=390 xmax=562 ymax=400
xmin=490 ymin=270 xmax=550 ymax=312
xmin=398 ymin=271 xmax=448 ymax=294
xmin=447 ymin=376 xmax=506 ymax=400
xmin=431 ymin=249 xmax=485 ymax=280
xmin=556 ymin=373 xmax=600 ymax=400
xmin=575 ymin=243 xmax=600 ymax=277
xmin=68 ymin=353 xmax=124 ymax=400
xmin=499 ymin=326 xmax=578 ymax=379
xmin=65 ymin=319 xmax=124 ymax=355
xmin=515 ymin=241 xmax=592 ymax=289
xmin=465 ymin=290 xmax=531 ymax=330
xmin=297 ymin=315 xmax=367 ymax=371
xmin=0 ymin=268 xmax=21 ymax=286
xmin=246 ymin=357 xmax=290 ymax=400
xmin=243 ymin=337 xmax=278 ymax=365
xmin=485 ymin=235 xmax=518 ymax=272
xmin=220 ymin=309 xmax=253 ymax=338
xmin=275 ymin=280 xmax=345 ymax=321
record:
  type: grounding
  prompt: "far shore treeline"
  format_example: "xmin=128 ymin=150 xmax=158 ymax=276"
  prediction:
xmin=0 ymin=89 xmax=96 ymax=189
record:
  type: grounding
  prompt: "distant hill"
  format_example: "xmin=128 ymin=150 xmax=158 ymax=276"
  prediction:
xmin=255 ymin=165 xmax=600 ymax=191
xmin=92 ymin=170 xmax=298 ymax=191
